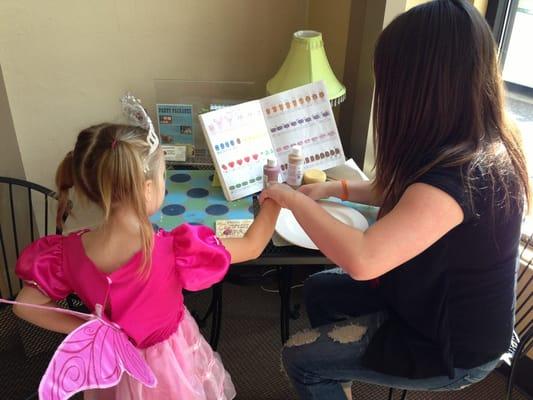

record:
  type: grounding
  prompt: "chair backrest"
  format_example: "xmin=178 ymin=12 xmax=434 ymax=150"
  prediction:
xmin=0 ymin=176 xmax=62 ymax=300
xmin=516 ymin=230 xmax=532 ymax=352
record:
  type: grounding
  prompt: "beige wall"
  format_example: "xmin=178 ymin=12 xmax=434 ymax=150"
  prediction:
xmin=406 ymin=0 xmax=430 ymax=9
xmin=307 ymin=0 xmax=352 ymax=85
xmin=0 ymin=0 xmax=310 ymax=190
xmin=406 ymin=0 xmax=488 ymax=14
xmin=0 ymin=0 xmax=355 ymax=230
xmin=0 ymin=65 xmax=25 ymax=180
xmin=363 ymin=0 xmax=409 ymax=177
xmin=337 ymin=0 xmax=409 ymax=177
xmin=359 ymin=0 xmax=488 ymax=176
xmin=0 ymin=65 xmax=27 ymax=296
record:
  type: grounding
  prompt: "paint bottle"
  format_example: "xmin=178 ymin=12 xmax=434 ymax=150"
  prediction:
xmin=286 ymin=145 xmax=304 ymax=188
xmin=263 ymin=158 xmax=281 ymax=188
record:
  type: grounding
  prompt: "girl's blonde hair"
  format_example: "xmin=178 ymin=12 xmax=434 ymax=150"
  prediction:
xmin=55 ymin=123 xmax=162 ymax=275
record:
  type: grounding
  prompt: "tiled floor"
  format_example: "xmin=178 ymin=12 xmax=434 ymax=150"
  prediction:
xmin=2 ymin=277 xmax=529 ymax=400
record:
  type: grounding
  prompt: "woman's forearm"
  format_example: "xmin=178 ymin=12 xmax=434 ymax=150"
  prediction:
xmin=322 ymin=180 xmax=382 ymax=206
xmin=347 ymin=180 xmax=382 ymax=206
xmin=288 ymin=191 xmax=366 ymax=275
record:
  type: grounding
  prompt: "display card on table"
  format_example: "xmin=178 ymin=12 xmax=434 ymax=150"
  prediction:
xmin=156 ymin=104 xmax=194 ymax=145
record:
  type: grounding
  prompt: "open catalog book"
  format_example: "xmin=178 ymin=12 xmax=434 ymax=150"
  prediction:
xmin=199 ymin=81 xmax=345 ymax=201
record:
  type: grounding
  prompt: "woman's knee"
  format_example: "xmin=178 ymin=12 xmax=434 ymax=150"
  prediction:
xmin=303 ymin=274 xmax=321 ymax=308
xmin=282 ymin=329 xmax=322 ymax=379
xmin=303 ymin=269 xmax=340 ymax=306
xmin=281 ymin=344 xmax=303 ymax=380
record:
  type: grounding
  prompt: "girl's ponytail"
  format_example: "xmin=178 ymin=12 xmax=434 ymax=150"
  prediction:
xmin=55 ymin=151 xmax=74 ymax=230
xmin=59 ymin=123 xmax=161 ymax=276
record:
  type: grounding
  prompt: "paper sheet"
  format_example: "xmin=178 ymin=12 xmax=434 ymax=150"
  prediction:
xmin=260 ymin=82 xmax=345 ymax=180
xmin=200 ymin=100 xmax=275 ymax=200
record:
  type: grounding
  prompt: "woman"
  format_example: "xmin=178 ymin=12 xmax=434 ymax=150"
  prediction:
xmin=260 ymin=1 xmax=529 ymax=398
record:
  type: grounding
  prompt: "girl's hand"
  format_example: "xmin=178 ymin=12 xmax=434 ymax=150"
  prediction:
xmin=259 ymin=184 xmax=298 ymax=209
xmin=221 ymin=199 xmax=280 ymax=263
xmin=298 ymin=182 xmax=335 ymax=200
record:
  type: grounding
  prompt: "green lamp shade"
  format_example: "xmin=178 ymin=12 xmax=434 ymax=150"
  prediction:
xmin=266 ymin=30 xmax=346 ymax=106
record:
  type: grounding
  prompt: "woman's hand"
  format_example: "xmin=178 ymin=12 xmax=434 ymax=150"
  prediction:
xmin=298 ymin=182 xmax=336 ymax=200
xmin=259 ymin=184 xmax=298 ymax=209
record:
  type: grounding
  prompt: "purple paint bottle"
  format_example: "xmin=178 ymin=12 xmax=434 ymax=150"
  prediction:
xmin=263 ymin=159 xmax=281 ymax=188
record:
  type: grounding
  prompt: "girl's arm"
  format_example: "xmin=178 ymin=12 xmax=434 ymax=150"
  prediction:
xmin=299 ymin=179 xmax=383 ymax=206
xmin=14 ymin=285 xmax=86 ymax=334
xmin=221 ymin=199 xmax=281 ymax=264
xmin=260 ymin=183 xmax=463 ymax=280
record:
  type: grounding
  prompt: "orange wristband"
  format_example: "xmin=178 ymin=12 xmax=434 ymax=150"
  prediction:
xmin=340 ymin=179 xmax=349 ymax=201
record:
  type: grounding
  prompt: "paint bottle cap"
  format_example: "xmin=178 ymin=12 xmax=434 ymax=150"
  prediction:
xmin=267 ymin=158 xmax=277 ymax=167
xmin=290 ymin=145 xmax=302 ymax=156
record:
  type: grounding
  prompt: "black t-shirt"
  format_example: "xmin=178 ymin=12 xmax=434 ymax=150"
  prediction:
xmin=362 ymin=165 xmax=522 ymax=379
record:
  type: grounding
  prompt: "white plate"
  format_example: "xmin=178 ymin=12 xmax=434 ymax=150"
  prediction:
xmin=275 ymin=200 xmax=369 ymax=249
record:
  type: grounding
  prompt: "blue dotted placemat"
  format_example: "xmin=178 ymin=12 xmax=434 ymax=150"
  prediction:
xmin=151 ymin=169 xmax=254 ymax=231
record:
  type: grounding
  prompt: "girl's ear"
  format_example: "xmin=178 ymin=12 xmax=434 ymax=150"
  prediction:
xmin=144 ymin=178 xmax=154 ymax=204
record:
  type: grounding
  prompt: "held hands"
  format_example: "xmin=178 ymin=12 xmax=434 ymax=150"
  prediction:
xmin=259 ymin=184 xmax=298 ymax=209
xmin=260 ymin=181 xmax=337 ymax=209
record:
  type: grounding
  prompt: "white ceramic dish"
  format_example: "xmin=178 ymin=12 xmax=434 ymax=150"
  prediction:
xmin=275 ymin=200 xmax=369 ymax=249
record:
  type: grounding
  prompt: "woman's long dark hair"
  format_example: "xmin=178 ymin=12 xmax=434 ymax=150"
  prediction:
xmin=372 ymin=0 xmax=529 ymax=216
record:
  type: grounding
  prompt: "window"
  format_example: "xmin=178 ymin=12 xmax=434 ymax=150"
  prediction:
xmin=488 ymin=0 xmax=533 ymax=178
xmin=489 ymin=0 xmax=533 ymax=233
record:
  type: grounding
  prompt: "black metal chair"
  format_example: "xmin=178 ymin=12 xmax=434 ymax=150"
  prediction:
xmin=386 ymin=231 xmax=533 ymax=400
xmin=0 ymin=176 xmax=72 ymax=400
xmin=504 ymin=231 xmax=533 ymax=400
xmin=186 ymin=282 xmax=224 ymax=350
xmin=0 ymin=176 xmax=65 ymax=300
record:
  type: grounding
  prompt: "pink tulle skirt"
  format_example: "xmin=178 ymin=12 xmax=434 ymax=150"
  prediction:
xmin=84 ymin=308 xmax=236 ymax=400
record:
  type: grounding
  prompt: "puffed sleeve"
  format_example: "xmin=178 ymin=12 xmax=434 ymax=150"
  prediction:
xmin=170 ymin=224 xmax=231 ymax=291
xmin=15 ymin=235 xmax=71 ymax=301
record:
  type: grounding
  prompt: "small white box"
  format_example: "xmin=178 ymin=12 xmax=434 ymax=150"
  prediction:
xmin=162 ymin=145 xmax=187 ymax=162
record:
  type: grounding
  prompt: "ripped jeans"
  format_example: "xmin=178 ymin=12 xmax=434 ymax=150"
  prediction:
xmin=282 ymin=268 xmax=500 ymax=400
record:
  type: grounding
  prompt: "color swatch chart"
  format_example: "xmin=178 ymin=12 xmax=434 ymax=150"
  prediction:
xmin=260 ymin=81 xmax=345 ymax=180
xmin=199 ymin=81 xmax=346 ymax=201
xmin=200 ymin=99 xmax=274 ymax=200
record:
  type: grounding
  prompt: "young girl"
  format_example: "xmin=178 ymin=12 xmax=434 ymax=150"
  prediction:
xmin=12 ymin=102 xmax=280 ymax=399
xmin=261 ymin=1 xmax=529 ymax=399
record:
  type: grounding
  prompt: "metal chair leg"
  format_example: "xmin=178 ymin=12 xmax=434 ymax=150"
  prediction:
xmin=209 ymin=283 xmax=223 ymax=350
xmin=278 ymin=266 xmax=293 ymax=344
xmin=388 ymin=388 xmax=394 ymax=400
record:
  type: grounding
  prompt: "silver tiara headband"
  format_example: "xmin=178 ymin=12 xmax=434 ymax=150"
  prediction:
xmin=120 ymin=93 xmax=160 ymax=157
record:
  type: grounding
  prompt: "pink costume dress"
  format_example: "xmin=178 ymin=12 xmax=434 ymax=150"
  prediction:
xmin=16 ymin=223 xmax=236 ymax=400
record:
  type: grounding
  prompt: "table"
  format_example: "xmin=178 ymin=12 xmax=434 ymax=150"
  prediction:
xmin=156 ymin=167 xmax=378 ymax=345
xmin=151 ymin=169 xmax=254 ymax=230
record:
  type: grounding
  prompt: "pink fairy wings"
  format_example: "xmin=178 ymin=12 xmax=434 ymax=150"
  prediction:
xmin=0 ymin=299 xmax=157 ymax=400
xmin=40 ymin=318 xmax=157 ymax=400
